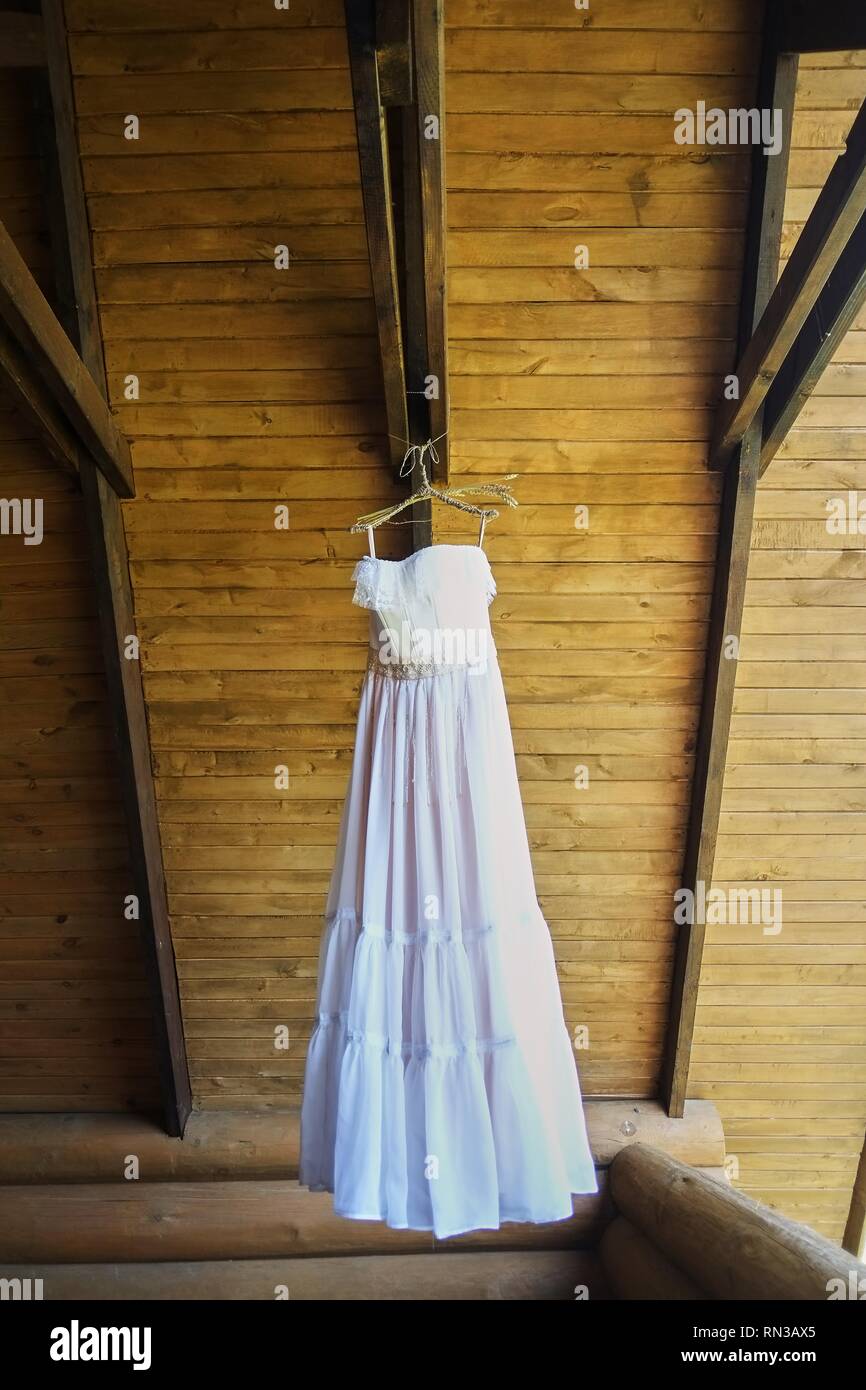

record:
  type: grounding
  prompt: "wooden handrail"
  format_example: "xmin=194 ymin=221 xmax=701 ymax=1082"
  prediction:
xmin=604 ymin=1143 xmax=866 ymax=1301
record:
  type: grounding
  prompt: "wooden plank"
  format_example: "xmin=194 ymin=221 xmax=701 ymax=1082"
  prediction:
xmin=0 ymin=221 xmax=133 ymax=496
xmin=445 ymin=0 xmax=758 ymax=30
xmin=67 ymin=29 xmax=349 ymax=76
xmin=344 ymin=0 xmax=408 ymax=472
xmin=0 ymin=11 xmax=45 ymax=68
xmin=40 ymin=0 xmax=191 ymax=1136
xmin=73 ymin=70 xmax=353 ymax=115
xmin=66 ymin=0 xmax=757 ymax=33
xmin=443 ymin=30 xmax=755 ymax=76
xmin=710 ymin=95 xmax=866 ymax=468
xmin=661 ymin=19 xmax=798 ymax=1117
xmin=65 ymin=0 xmax=346 ymax=30
xmin=760 ymin=216 xmax=866 ymax=470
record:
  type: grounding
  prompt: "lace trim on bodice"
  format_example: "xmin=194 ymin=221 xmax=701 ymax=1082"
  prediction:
xmin=351 ymin=555 xmax=400 ymax=611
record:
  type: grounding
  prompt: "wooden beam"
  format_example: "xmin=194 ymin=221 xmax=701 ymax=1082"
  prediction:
xmin=375 ymin=0 xmax=413 ymax=107
xmin=412 ymin=0 xmax=448 ymax=483
xmin=0 ymin=10 xmax=45 ymax=67
xmin=661 ymin=21 xmax=798 ymax=1117
xmin=346 ymin=1 xmax=447 ymax=508
xmin=0 ymin=1251 xmax=609 ymax=1302
xmin=80 ymin=466 xmax=193 ymax=1139
xmin=662 ymin=427 xmax=764 ymax=1117
xmin=39 ymin=0 xmax=191 ymax=1137
xmin=30 ymin=66 xmax=80 ymax=346
xmin=0 ymin=1100 xmax=726 ymax=1184
xmin=0 ymin=219 xmax=134 ymax=496
xmin=0 ymin=1178 xmax=612 ymax=1262
xmin=610 ymin=1144 xmax=866 ymax=1301
xmin=0 ymin=315 xmax=84 ymax=476
xmin=760 ymin=213 xmax=866 ymax=472
xmin=710 ymin=95 xmax=866 ymax=470
xmin=344 ymin=0 xmax=409 ymax=474
xmin=843 ymin=1130 xmax=866 ymax=1260
xmin=780 ymin=0 xmax=866 ymax=53
xmin=401 ymin=102 xmax=433 ymax=552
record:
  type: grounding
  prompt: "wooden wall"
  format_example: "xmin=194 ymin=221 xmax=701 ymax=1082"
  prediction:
xmin=64 ymin=0 xmax=760 ymax=1107
xmin=693 ymin=52 xmax=866 ymax=1242
xmin=65 ymin=0 xmax=402 ymax=1108
xmin=0 ymin=0 xmax=853 ymax=1246
xmin=0 ymin=63 xmax=159 ymax=1112
xmin=439 ymin=0 xmax=757 ymax=1095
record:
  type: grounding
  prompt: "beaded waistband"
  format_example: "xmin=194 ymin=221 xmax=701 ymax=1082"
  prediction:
xmin=366 ymin=647 xmax=489 ymax=681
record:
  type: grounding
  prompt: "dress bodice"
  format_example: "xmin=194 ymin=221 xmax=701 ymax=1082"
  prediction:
xmin=352 ymin=544 xmax=496 ymax=676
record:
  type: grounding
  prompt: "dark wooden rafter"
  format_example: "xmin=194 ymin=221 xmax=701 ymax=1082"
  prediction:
xmin=375 ymin=0 xmax=413 ymax=106
xmin=760 ymin=213 xmax=866 ymax=472
xmin=402 ymin=102 xmax=433 ymax=551
xmin=345 ymin=0 xmax=448 ymax=514
xmin=344 ymin=0 xmax=409 ymax=474
xmin=399 ymin=0 xmax=447 ymax=549
xmin=0 ymin=313 xmax=85 ymax=473
xmin=661 ymin=17 xmax=799 ymax=1117
xmin=0 ymin=9 xmax=45 ymax=66
xmin=0 ymin=219 xmax=134 ymax=496
xmin=37 ymin=0 xmax=192 ymax=1136
xmin=412 ymin=0 xmax=448 ymax=483
xmin=30 ymin=63 xmax=79 ymax=344
xmin=709 ymin=96 xmax=866 ymax=471
xmin=843 ymin=1132 xmax=866 ymax=1259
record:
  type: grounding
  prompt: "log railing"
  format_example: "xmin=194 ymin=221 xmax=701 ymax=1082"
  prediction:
xmin=601 ymin=1143 xmax=866 ymax=1301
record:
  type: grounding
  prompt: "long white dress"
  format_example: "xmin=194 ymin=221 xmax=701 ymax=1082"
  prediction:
xmin=299 ymin=544 xmax=597 ymax=1239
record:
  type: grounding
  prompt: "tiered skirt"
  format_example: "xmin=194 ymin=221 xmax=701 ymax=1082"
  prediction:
xmin=299 ymin=657 xmax=597 ymax=1239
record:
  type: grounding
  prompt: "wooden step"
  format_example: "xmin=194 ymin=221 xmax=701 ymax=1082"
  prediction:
xmin=0 ymin=1100 xmax=725 ymax=1184
xmin=0 ymin=1177 xmax=614 ymax=1263
xmin=0 ymin=1250 xmax=610 ymax=1300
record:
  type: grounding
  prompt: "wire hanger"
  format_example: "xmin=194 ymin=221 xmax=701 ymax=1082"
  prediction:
xmin=350 ymin=433 xmax=518 ymax=547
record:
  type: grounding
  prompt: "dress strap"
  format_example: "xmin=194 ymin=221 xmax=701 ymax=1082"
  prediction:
xmin=477 ymin=514 xmax=487 ymax=549
xmin=366 ymin=524 xmax=376 ymax=558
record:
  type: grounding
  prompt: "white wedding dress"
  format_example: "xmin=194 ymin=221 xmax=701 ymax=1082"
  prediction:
xmin=299 ymin=543 xmax=597 ymax=1238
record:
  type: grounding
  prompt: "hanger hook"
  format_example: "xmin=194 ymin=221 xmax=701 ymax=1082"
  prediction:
xmin=399 ymin=438 xmax=438 ymax=485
